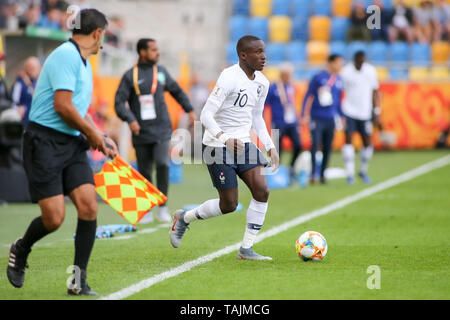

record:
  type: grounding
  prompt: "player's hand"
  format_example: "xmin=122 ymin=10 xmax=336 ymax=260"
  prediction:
xmin=129 ymin=121 xmax=141 ymax=136
xmin=188 ymin=111 xmax=197 ymax=128
xmin=102 ymin=136 xmax=118 ymax=159
xmin=225 ymin=138 xmax=244 ymax=155
xmin=267 ymin=147 xmax=280 ymax=173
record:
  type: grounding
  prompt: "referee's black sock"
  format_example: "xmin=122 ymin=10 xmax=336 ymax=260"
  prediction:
xmin=20 ymin=216 xmax=51 ymax=251
xmin=74 ymin=219 xmax=97 ymax=272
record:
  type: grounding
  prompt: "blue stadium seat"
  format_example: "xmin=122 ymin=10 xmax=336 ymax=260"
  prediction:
xmin=389 ymin=68 xmax=409 ymax=80
xmin=226 ymin=42 xmax=239 ymax=65
xmin=229 ymin=16 xmax=249 ymax=42
xmin=389 ymin=41 xmax=410 ymax=64
xmin=285 ymin=41 xmax=307 ymax=64
xmin=352 ymin=0 xmax=370 ymax=8
xmin=232 ymin=0 xmax=250 ymax=16
xmin=368 ymin=41 xmax=388 ymax=65
xmin=266 ymin=43 xmax=286 ymax=64
xmin=290 ymin=0 xmax=311 ymax=18
xmin=272 ymin=0 xmax=290 ymax=15
xmin=381 ymin=0 xmax=393 ymax=10
xmin=331 ymin=17 xmax=350 ymax=41
xmin=294 ymin=67 xmax=321 ymax=80
xmin=410 ymin=43 xmax=431 ymax=66
xmin=347 ymin=41 xmax=368 ymax=60
xmin=291 ymin=15 xmax=309 ymax=41
xmin=312 ymin=0 xmax=331 ymax=16
xmin=330 ymin=41 xmax=347 ymax=57
xmin=248 ymin=17 xmax=269 ymax=41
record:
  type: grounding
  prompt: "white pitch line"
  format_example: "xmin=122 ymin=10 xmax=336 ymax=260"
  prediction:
xmin=99 ymin=155 xmax=450 ymax=300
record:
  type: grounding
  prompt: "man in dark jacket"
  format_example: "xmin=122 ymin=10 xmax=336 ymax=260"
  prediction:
xmin=115 ymin=38 xmax=196 ymax=223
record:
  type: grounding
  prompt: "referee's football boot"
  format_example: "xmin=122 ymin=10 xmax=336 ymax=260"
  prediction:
xmin=169 ymin=209 xmax=189 ymax=248
xmin=6 ymin=238 xmax=30 ymax=288
xmin=67 ymin=269 xmax=98 ymax=296
xmin=237 ymin=247 xmax=272 ymax=261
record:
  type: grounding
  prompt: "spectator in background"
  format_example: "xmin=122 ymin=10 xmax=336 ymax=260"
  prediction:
xmin=186 ymin=73 xmax=209 ymax=159
xmin=104 ymin=16 xmax=124 ymax=47
xmin=38 ymin=5 xmax=63 ymax=29
xmin=388 ymin=0 xmax=414 ymax=43
xmin=413 ymin=0 xmax=436 ymax=43
xmin=266 ymin=63 xmax=302 ymax=183
xmin=19 ymin=4 xmax=41 ymax=29
xmin=347 ymin=1 xmax=371 ymax=42
xmin=11 ymin=57 xmax=41 ymax=126
xmin=432 ymin=0 xmax=450 ymax=41
xmin=371 ymin=0 xmax=394 ymax=42
xmin=189 ymin=73 xmax=209 ymax=119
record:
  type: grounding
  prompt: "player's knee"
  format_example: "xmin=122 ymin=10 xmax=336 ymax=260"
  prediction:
xmin=254 ymin=187 xmax=270 ymax=203
xmin=78 ymin=200 xmax=98 ymax=220
xmin=220 ymin=198 xmax=238 ymax=214
xmin=43 ymin=213 xmax=65 ymax=231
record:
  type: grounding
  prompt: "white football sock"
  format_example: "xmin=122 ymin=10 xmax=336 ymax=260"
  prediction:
xmin=360 ymin=145 xmax=374 ymax=174
xmin=242 ymin=198 xmax=268 ymax=249
xmin=184 ymin=199 xmax=223 ymax=223
xmin=342 ymin=144 xmax=355 ymax=178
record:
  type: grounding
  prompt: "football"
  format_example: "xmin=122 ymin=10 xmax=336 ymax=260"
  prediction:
xmin=295 ymin=231 xmax=328 ymax=261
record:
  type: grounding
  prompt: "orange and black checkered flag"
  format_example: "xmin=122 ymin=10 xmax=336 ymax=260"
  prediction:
xmin=94 ymin=156 xmax=167 ymax=225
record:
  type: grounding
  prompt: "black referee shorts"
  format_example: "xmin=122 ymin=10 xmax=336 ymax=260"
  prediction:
xmin=23 ymin=122 xmax=95 ymax=203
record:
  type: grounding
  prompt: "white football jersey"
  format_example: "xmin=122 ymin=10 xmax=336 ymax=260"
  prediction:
xmin=202 ymin=64 xmax=270 ymax=147
xmin=341 ymin=62 xmax=379 ymax=121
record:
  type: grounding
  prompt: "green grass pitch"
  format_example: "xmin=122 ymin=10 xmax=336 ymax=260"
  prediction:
xmin=0 ymin=150 xmax=449 ymax=300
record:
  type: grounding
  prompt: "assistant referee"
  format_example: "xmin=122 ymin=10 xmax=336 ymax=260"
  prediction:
xmin=6 ymin=9 xmax=117 ymax=296
xmin=115 ymin=38 xmax=196 ymax=223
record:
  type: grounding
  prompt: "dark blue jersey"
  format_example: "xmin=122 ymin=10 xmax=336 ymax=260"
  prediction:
xmin=301 ymin=70 xmax=343 ymax=121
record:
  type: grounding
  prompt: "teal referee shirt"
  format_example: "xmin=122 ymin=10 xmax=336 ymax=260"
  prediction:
xmin=29 ymin=39 xmax=93 ymax=136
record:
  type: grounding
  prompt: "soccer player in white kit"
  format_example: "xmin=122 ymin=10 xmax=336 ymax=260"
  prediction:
xmin=170 ymin=35 xmax=279 ymax=260
xmin=340 ymin=51 xmax=381 ymax=184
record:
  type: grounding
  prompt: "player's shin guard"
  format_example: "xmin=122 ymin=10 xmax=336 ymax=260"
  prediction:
xmin=242 ymin=199 xmax=268 ymax=249
xmin=342 ymin=144 xmax=355 ymax=178
xmin=360 ymin=145 xmax=373 ymax=174
xmin=183 ymin=199 xmax=223 ymax=223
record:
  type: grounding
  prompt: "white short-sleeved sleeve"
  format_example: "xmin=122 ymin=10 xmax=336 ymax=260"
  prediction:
xmin=206 ymin=70 xmax=234 ymax=110
xmin=200 ymin=69 xmax=235 ymax=138
xmin=370 ymin=66 xmax=379 ymax=90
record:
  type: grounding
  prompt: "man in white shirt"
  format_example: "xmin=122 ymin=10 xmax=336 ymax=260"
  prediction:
xmin=340 ymin=51 xmax=381 ymax=184
xmin=170 ymin=35 xmax=279 ymax=260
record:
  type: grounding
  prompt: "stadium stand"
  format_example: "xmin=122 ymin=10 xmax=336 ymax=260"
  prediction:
xmin=228 ymin=0 xmax=450 ymax=81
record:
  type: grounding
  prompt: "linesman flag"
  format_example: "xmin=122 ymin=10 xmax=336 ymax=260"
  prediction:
xmin=94 ymin=156 xmax=167 ymax=225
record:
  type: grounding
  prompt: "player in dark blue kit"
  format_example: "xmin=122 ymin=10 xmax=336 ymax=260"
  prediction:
xmin=301 ymin=54 xmax=344 ymax=184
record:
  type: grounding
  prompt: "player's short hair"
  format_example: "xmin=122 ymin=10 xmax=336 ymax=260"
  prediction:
xmin=137 ymin=38 xmax=156 ymax=54
xmin=328 ymin=54 xmax=342 ymax=63
xmin=354 ymin=50 xmax=366 ymax=59
xmin=72 ymin=9 xmax=108 ymax=35
xmin=236 ymin=35 xmax=262 ymax=56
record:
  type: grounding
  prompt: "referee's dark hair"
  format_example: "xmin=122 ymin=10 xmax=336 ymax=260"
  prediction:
xmin=328 ymin=54 xmax=342 ymax=63
xmin=137 ymin=38 xmax=156 ymax=54
xmin=236 ymin=35 xmax=261 ymax=56
xmin=72 ymin=8 xmax=108 ymax=35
